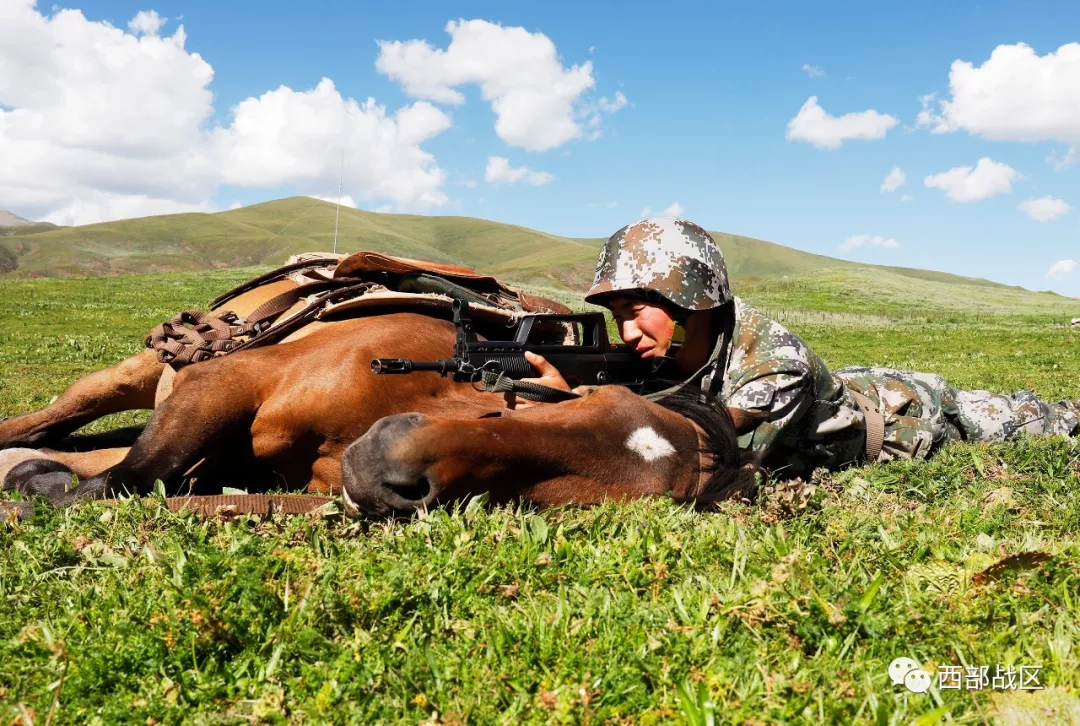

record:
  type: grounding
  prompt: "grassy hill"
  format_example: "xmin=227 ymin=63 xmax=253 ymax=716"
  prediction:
xmin=0 ymin=197 xmax=1032 ymax=296
xmin=738 ymin=267 xmax=1079 ymax=321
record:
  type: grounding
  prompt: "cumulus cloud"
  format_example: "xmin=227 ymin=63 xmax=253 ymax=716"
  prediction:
xmin=786 ymin=96 xmax=899 ymax=150
xmin=801 ymin=64 xmax=825 ymax=78
xmin=1019 ymin=196 xmax=1070 ymax=222
xmin=128 ymin=10 xmax=166 ymax=35
xmin=923 ymin=158 xmax=1021 ymax=203
xmin=0 ymin=2 xmax=453 ymax=224
xmin=484 ymin=156 xmax=554 ymax=185
xmin=376 ymin=19 xmax=623 ymax=152
xmin=1045 ymin=259 xmax=1077 ymax=280
xmin=916 ymin=43 xmax=1080 ymax=151
xmin=839 ymin=234 xmax=900 ymax=251
xmin=214 ymin=79 xmax=450 ymax=210
xmin=880 ymin=167 xmax=906 ymax=193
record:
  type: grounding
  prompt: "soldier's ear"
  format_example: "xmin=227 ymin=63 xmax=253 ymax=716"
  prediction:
xmin=726 ymin=407 xmax=769 ymax=435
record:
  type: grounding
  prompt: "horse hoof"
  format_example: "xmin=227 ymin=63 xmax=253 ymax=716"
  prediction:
xmin=5 ymin=459 xmax=75 ymax=500
xmin=0 ymin=449 xmax=58 ymax=490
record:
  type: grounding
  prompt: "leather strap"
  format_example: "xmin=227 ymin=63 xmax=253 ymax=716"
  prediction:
xmin=849 ymin=390 xmax=885 ymax=462
xmin=108 ymin=494 xmax=336 ymax=516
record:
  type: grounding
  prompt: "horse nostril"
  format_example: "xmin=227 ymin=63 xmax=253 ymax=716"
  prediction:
xmin=384 ymin=476 xmax=431 ymax=503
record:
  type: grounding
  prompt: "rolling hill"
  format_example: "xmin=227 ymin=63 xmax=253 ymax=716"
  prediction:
xmin=0 ymin=197 xmax=1055 ymax=298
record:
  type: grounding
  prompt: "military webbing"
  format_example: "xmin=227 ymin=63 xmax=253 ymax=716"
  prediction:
xmin=849 ymin=390 xmax=885 ymax=462
xmin=478 ymin=371 xmax=581 ymax=403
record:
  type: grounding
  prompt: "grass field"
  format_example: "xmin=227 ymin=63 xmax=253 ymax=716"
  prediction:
xmin=3 ymin=267 xmax=1080 ymax=724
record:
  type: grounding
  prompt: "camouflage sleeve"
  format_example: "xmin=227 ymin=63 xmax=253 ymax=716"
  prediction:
xmin=726 ymin=363 xmax=815 ymax=455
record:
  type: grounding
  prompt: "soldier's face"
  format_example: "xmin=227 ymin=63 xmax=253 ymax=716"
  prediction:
xmin=608 ymin=297 xmax=676 ymax=358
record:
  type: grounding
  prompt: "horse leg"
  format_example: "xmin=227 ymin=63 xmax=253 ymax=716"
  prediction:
xmin=20 ymin=361 xmax=261 ymax=506
xmin=0 ymin=350 xmax=163 ymax=449
xmin=1 ymin=447 xmax=129 ymax=496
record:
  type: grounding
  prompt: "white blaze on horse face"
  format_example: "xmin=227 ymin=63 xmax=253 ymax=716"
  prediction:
xmin=625 ymin=426 xmax=676 ymax=462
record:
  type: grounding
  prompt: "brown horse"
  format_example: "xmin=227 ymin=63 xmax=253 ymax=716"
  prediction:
xmin=340 ymin=386 xmax=762 ymax=517
xmin=1 ymin=265 xmax=761 ymax=511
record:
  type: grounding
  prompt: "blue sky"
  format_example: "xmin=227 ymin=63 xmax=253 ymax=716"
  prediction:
xmin=4 ymin=1 xmax=1080 ymax=295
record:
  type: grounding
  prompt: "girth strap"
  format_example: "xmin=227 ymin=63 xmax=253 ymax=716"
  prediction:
xmin=849 ymin=390 xmax=885 ymax=462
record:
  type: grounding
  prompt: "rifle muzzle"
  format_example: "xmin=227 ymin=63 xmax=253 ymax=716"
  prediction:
xmin=370 ymin=359 xmax=456 ymax=375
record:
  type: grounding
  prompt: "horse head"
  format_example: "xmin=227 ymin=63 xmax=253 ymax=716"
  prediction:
xmin=341 ymin=385 xmax=763 ymax=517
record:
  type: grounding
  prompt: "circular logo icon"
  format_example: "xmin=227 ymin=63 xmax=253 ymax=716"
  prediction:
xmin=904 ymin=668 xmax=932 ymax=693
xmin=888 ymin=657 xmax=919 ymax=686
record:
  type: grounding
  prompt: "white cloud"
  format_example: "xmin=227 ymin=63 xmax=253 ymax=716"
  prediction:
xmin=457 ymin=179 xmax=478 ymax=189
xmin=923 ymin=158 xmax=1021 ymax=203
xmin=587 ymin=91 xmax=630 ymax=138
xmin=1019 ymin=196 xmax=1070 ymax=222
xmin=0 ymin=3 xmax=453 ymax=225
xmin=309 ymin=194 xmax=358 ymax=209
xmin=1048 ymin=145 xmax=1080 ymax=170
xmin=662 ymin=202 xmax=685 ymax=217
xmin=586 ymin=201 xmax=617 ymax=209
xmin=801 ymin=64 xmax=825 ymax=79
xmin=640 ymin=207 xmax=651 ymax=217
xmin=128 ymin=10 xmax=166 ymax=35
xmin=1045 ymin=259 xmax=1077 ymax=280
xmin=880 ymin=167 xmax=906 ymax=193
xmin=214 ymin=79 xmax=450 ymax=210
xmin=588 ymin=45 xmax=595 ymax=54
xmin=786 ymin=96 xmax=899 ymax=150
xmin=916 ymin=43 xmax=1080 ymax=146
xmin=376 ymin=19 xmax=622 ymax=152
xmin=900 ymin=194 xmax=913 ymax=202
xmin=228 ymin=201 xmax=244 ymax=210
xmin=484 ymin=156 xmax=554 ymax=185
xmin=840 ymin=234 xmax=900 ymax=251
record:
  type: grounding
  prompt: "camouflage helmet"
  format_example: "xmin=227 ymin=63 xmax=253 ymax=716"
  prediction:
xmin=585 ymin=218 xmax=732 ymax=312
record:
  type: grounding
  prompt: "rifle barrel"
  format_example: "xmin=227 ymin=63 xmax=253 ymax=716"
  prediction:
xmin=370 ymin=358 xmax=457 ymax=375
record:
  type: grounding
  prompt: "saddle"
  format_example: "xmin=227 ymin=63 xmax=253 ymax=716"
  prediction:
xmin=145 ymin=250 xmax=573 ymax=368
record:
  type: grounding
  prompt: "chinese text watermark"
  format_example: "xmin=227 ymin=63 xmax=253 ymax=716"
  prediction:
xmin=889 ymin=658 xmax=1043 ymax=694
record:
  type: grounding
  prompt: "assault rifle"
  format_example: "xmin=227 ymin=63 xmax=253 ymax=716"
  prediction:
xmin=371 ymin=299 xmax=679 ymax=397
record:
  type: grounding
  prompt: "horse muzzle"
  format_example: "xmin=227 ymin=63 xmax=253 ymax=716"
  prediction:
xmin=341 ymin=412 xmax=439 ymax=517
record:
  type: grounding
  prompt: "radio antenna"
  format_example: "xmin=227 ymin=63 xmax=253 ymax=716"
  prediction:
xmin=332 ymin=147 xmax=344 ymax=254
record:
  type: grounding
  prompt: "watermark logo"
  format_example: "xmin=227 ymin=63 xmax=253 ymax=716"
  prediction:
xmin=888 ymin=658 xmax=1044 ymax=693
xmin=889 ymin=657 xmax=931 ymax=693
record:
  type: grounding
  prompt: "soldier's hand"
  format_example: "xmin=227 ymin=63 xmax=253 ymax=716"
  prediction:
xmin=504 ymin=351 xmax=572 ymax=410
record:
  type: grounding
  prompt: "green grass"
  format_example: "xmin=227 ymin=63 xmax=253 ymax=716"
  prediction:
xmin=3 ymin=267 xmax=1080 ymax=724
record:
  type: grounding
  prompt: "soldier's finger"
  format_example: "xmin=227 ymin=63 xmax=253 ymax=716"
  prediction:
xmin=523 ymin=351 xmax=556 ymax=375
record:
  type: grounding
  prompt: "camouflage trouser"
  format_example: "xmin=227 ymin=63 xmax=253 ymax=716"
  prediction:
xmin=837 ymin=367 xmax=1080 ymax=462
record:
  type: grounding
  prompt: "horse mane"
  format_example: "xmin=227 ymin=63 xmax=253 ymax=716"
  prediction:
xmin=650 ymin=387 xmax=761 ymax=505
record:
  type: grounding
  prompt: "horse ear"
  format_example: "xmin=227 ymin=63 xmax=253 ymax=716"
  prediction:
xmin=726 ymin=407 xmax=769 ymax=435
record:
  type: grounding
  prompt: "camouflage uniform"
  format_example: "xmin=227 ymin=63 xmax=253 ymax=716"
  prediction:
xmin=587 ymin=218 xmax=1080 ymax=476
